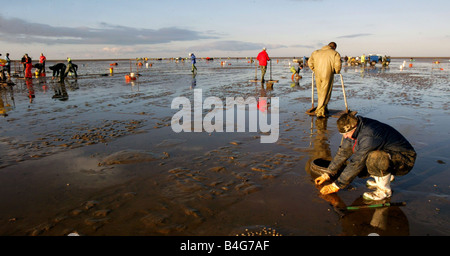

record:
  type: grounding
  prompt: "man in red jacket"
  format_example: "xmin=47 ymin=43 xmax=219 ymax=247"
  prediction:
xmin=39 ymin=53 xmax=46 ymax=75
xmin=257 ymin=48 xmax=270 ymax=83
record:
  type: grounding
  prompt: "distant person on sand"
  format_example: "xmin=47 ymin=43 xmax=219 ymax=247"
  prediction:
xmin=49 ymin=63 xmax=66 ymax=82
xmin=33 ymin=63 xmax=45 ymax=76
xmin=39 ymin=53 xmax=46 ymax=74
xmin=0 ymin=54 xmax=5 ymax=81
xmin=64 ymin=57 xmax=78 ymax=79
xmin=189 ymin=53 xmax=197 ymax=73
xmin=315 ymin=113 xmax=416 ymax=201
xmin=256 ymin=47 xmax=270 ymax=83
xmin=24 ymin=54 xmax=33 ymax=79
xmin=21 ymin=55 xmax=27 ymax=76
xmin=4 ymin=53 xmax=11 ymax=78
xmin=308 ymin=42 xmax=341 ymax=118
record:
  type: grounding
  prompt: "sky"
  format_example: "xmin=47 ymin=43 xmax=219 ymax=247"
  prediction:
xmin=0 ymin=0 xmax=449 ymax=60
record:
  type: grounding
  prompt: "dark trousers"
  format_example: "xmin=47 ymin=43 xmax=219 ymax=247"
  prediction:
xmin=366 ymin=150 xmax=416 ymax=177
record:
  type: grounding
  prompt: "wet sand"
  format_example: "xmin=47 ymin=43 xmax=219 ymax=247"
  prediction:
xmin=0 ymin=58 xmax=448 ymax=236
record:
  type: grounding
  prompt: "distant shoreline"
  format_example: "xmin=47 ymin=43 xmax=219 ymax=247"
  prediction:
xmin=4 ymin=56 xmax=449 ymax=62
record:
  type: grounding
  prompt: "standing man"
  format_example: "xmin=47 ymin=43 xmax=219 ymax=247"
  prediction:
xmin=256 ymin=48 xmax=270 ymax=83
xmin=189 ymin=53 xmax=197 ymax=73
xmin=361 ymin=53 xmax=366 ymax=67
xmin=39 ymin=53 xmax=46 ymax=75
xmin=308 ymin=42 xmax=342 ymax=118
xmin=315 ymin=113 xmax=416 ymax=201
xmin=24 ymin=54 xmax=33 ymax=79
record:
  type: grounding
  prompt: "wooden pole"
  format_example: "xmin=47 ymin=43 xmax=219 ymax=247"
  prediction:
xmin=339 ymin=74 xmax=348 ymax=112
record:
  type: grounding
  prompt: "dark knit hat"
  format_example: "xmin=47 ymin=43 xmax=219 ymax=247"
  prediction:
xmin=337 ymin=113 xmax=358 ymax=134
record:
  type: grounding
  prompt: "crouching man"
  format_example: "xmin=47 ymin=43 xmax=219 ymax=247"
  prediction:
xmin=315 ymin=113 xmax=416 ymax=200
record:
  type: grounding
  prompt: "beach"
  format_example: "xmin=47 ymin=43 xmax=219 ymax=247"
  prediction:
xmin=0 ymin=58 xmax=448 ymax=236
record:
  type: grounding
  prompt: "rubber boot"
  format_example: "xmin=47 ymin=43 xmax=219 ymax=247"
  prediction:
xmin=363 ymin=174 xmax=392 ymax=200
xmin=366 ymin=175 xmax=394 ymax=189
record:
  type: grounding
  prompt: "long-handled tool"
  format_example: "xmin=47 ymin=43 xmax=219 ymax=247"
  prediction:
xmin=346 ymin=202 xmax=406 ymax=211
xmin=305 ymin=72 xmax=316 ymax=115
xmin=339 ymin=73 xmax=349 ymax=113
xmin=267 ymin=60 xmax=279 ymax=83
xmin=306 ymin=73 xmax=355 ymax=116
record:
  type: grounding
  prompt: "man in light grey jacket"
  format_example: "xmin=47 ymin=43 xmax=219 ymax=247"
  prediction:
xmin=308 ymin=42 xmax=342 ymax=118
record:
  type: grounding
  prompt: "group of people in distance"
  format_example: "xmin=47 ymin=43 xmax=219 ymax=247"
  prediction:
xmin=2 ymin=53 xmax=78 ymax=82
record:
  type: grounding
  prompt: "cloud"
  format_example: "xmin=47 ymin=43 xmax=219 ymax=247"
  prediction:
xmin=290 ymin=44 xmax=315 ymax=49
xmin=337 ymin=33 xmax=373 ymax=39
xmin=0 ymin=15 xmax=217 ymax=45
xmin=187 ymin=40 xmax=287 ymax=52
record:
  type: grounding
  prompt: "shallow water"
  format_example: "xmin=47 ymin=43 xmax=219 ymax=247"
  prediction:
xmin=0 ymin=58 xmax=448 ymax=236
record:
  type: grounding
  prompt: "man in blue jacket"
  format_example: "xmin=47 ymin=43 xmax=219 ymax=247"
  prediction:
xmin=315 ymin=113 xmax=416 ymax=200
xmin=189 ymin=53 xmax=197 ymax=73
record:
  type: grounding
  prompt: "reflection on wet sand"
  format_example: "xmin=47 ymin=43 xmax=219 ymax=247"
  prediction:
xmin=190 ymin=73 xmax=196 ymax=89
xmin=25 ymin=78 xmax=35 ymax=103
xmin=320 ymin=193 xmax=409 ymax=236
xmin=52 ymin=81 xmax=69 ymax=101
xmin=0 ymin=85 xmax=15 ymax=117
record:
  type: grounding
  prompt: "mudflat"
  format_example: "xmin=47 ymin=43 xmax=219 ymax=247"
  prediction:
xmin=0 ymin=58 xmax=448 ymax=236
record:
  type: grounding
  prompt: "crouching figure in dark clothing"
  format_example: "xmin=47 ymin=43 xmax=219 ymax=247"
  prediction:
xmin=49 ymin=63 xmax=66 ymax=82
xmin=33 ymin=63 xmax=45 ymax=76
xmin=315 ymin=113 xmax=416 ymax=201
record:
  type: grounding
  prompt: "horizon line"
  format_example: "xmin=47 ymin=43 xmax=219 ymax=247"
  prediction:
xmin=4 ymin=56 xmax=449 ymax=62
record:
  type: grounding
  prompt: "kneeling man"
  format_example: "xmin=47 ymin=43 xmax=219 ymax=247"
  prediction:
xmin=315 ymin=113 xmax=416 ymax=200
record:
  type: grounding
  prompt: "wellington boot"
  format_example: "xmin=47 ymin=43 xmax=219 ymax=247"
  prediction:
xmin=363 ymin=174 xmax=392 ymax=201
xmin=366 ymin=175 xmax=394 ymax=189
xmin=363 ymin=189 xmax=392 ymax=201
xmin=315 ymin=106 xmax=327 ymax=118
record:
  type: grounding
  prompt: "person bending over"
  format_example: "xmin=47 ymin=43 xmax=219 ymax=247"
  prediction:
xmin=315 ymin=113 xmax=416 ymax=200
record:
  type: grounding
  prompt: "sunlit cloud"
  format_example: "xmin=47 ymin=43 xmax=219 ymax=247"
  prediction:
xmin=0 ymin=15 xmax=218 ymax=45
xmin=337 ymin=33 xmax=373 ymax=39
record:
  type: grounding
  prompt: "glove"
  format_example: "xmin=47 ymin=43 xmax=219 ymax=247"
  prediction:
xmin=314 ymin=173 xmax=330 ymax=185
xmin=320 ymin=183 xmax=340 ymax=195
